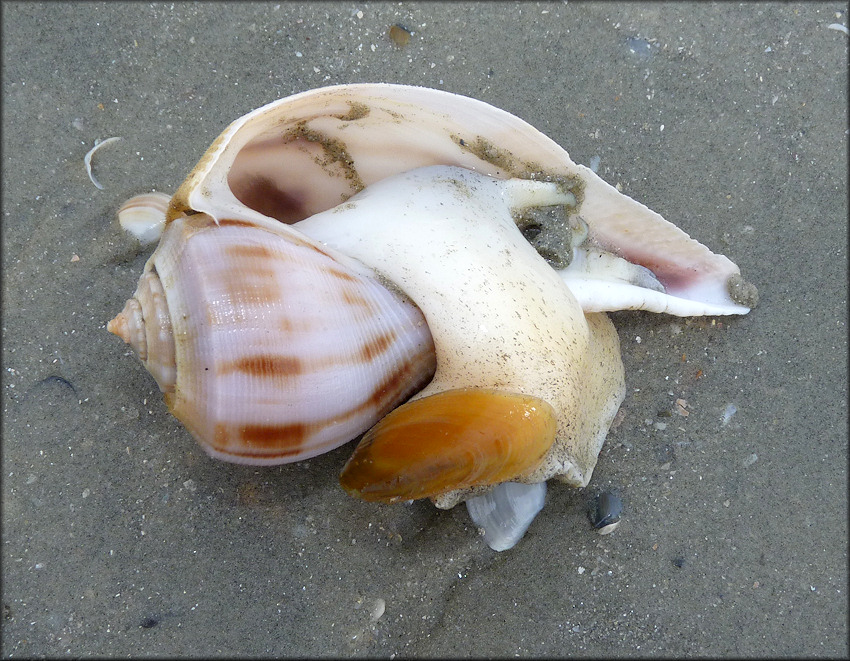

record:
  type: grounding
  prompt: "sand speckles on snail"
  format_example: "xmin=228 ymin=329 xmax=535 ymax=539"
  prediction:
xmin=108 ymin=84 xmax=757 ymax=550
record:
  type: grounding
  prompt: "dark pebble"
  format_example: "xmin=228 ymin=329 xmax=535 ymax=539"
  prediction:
xmin=590 ymin=491 xmax=623 ymax=529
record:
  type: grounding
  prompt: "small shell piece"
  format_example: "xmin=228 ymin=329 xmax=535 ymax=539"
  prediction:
xmin=466 ymin=481 xmax=547 ymax=552
xmin=118 ymin=192 xmax=171 ymax=245
xmin=339 ymin=389 xmax=557 ymax=502
xmin=388 ymin=24 xmax=411 ymax=46
xmin=84 ymin=136 xmax=122 ymax=190
xmin=590 ymin=491 xmax=623 ymax=534
xmin=109 ymin=213 xmax=436 ymax=464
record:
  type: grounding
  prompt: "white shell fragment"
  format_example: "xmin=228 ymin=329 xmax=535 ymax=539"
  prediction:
xmin=84 ymin=136 xmax=122 ymax=190
xmin=466 ymin=482 xmax=547 ymax=551
xmin=721 ymin=403 xmax=738 ymax=426
xmin=597 ymin=519 xmax=621 ymax=535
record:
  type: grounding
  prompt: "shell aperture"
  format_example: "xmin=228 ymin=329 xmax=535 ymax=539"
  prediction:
xmin=174 ymin=84 xmax=756 ymax=314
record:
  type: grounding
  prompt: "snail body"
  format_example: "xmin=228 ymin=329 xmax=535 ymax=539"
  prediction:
xmin=108 ymin=84 xmax=756 ymax=547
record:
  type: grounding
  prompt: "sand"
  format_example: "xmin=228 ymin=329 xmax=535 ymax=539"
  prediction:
xmin=3 ymin=2 xmax=847 ymax=656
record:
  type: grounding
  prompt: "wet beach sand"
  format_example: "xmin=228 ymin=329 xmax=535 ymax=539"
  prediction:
xmin=2 ymin=2 xmax=847 ymax=656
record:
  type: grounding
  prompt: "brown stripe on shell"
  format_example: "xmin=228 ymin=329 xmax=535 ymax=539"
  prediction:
xmin=362 ymin=354 xmax=435 ymax=414
xmin=341 ymin=287 xmax=377 ymax=313
xmin=326 ymin=267 xmax=360 ymax=283
xmin=221 ymin=354 xmax=304 ymax=378
xmin=358 ymin=330 xmax=397 ymax=362
xmin=200 ymin=347 xmax=436 ymax=462
xmin=211 ymin=422 xmax=309 ymax=458
xmin=225 ymin=243 xmax=275 ymax=261
xmin=218 ymin=257 xmax=281 ymax=308
xmin=240 ymin=423 xmax=308 ymax=449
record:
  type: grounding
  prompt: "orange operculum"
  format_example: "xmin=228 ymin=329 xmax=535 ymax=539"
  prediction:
xmin=339 ymin=388 xmax=557 ymax=503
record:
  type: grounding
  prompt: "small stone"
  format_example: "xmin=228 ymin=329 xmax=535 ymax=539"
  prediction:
xmin=140 ymin=615 xmax=159 ymax=628
xmin=389 ymin=24 xmax=411 ymax=46
xmin=589 ymin=491 xmax=623 ymax=534
xmin=370 ymin=598 xmax=385 ymax=622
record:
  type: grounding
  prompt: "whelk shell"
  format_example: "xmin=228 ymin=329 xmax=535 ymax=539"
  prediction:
xmin=109 ymin=212 xmax=436 ymax=464
xmin=108 ymin=84 xmax=756 ymax=548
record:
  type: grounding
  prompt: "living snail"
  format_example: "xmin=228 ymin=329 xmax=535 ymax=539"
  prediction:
xmin=107 ymin=84 xmax=757 ymax=549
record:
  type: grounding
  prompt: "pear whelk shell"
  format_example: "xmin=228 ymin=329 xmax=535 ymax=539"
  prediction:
xmin=110 ymin=212 xmax=435 ymax=464
xmin=299 ymin=165 xmax=626 ymax=496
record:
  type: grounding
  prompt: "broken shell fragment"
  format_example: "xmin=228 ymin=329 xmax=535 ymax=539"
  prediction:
xmin=590 ymin=491 xmax=623 ymax=535
xmin=84 ymin=136 xmax=122 ymax=190
xmin=388 ymin=24 xmax=411 ymax=46
xmin=466 ymin=482 xmax=547 ymax=552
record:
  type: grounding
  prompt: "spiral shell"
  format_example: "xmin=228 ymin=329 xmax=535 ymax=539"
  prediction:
xmin=109 ymin=211 xmax=435 ymax=464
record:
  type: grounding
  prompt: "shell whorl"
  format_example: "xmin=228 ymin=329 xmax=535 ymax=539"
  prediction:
xmin=108 ymin=269 xmax=176 ymax=393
